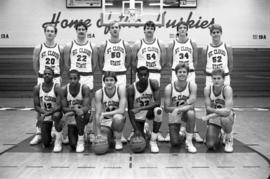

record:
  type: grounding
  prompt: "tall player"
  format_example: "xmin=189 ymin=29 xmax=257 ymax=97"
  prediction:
xmin=31 ymin=24 xmax=64 ymax=145
xmin=61 ymin=70 xmax=91 ymax=152
xmin=130 ymin=20 xmax=166 ymax=141
xmin=127 ymin=66 xmax=163 ymax=153
xmin=202 ymin=24 xmax=233 ymax=87
xmin=167 ymin=21 xmax=203 ymax=143
xmin=95 ymin=72 xmax=127 ymax=150
xmin=32 ymin=67 xmax=63 ymax=152
xmin=64 ymin=21 xmax=98 ymax=91
xmin=99 ymin=21 xmax=131 ymax=87
xmin=201 ymin=69 xmax=235 ymax=152
xmin=164 ymin=63 xmax=197 ymax=153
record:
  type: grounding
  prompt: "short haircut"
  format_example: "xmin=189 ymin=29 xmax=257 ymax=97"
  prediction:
xmin=44 ymin=24 xmax=57 ymax=34
xmin=144 ymin=20 xmax=156 ymax=31
xmin=212 ymin=69 xmax=225 ymax=78
xmin=109 ymin=20 xmax=121 ymax=30
xmin=209 ymin=24 xmax=222 ymax=33
xmin=68 ymin=69 xmax=80 ymax=78
xmin=103 ymin=71 xmax=117 ymax=82
xmin=136 ymin=66 xmax=149 ymax=74
xmin=176 ymin=21 xmax=189 ymax=31
xmin=75 ymin=21 xmax=88 ymax=30
xmin=174 ymin=63 xmax=189 ymax=74
xmin=44 ymin=66 xmax=55 ymax=76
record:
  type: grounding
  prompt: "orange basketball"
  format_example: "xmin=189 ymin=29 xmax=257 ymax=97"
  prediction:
xmin=130 ymin=135 xmax=146 ymax=153
xmin=92 ymin=135 xmax=109 ymax=155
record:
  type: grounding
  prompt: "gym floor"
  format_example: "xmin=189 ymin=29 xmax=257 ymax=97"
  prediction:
xmin=0 ymin=97 xmax=269 ymax=179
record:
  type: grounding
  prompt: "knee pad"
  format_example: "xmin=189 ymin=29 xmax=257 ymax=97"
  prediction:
xmin=41 ymin=121 xmax=53 ymax=147
xmin=153 ymin=107 xmax=163 ymax=122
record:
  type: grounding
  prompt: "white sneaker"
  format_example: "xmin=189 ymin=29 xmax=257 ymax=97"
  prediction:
xmin=53 ymin=132 xmax=62 ymax=153
xmin=150 ymin=140 xmax=159 ymax=153
xmin=127 ymin=131 xmax=134 ymax=141
xmin=76 ymin=136 xmax=85 ymax=153
xmin=115 ymin=139 xmax=123 ymax=150
xmin=164 ymin=133 xmax=170 ymax=142
xmin=185 ymin=141 xmax=197 ymax=153
xmin=157 ymin=132 xmax=165 ymax=142
xmin=179 ymin=126 xmax=186 ymax=137
xmin=224 ymin=136 xmax=234 ymax=153
xmin=30 ymin=134 xmax=41 ymax=145
xmin=121 ymin=135 xmax=127 ymax=144
xmin=193 ymin=132 xmax=204 ymax=143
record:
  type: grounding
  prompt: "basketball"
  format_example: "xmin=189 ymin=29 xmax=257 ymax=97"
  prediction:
xmin=129 ymin=135 xmax=146 ymax=153
xmin=92 ymin=135 xmax=109 ymax=155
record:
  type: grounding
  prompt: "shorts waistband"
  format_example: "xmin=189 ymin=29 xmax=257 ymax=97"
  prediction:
xmin=103 ymin=71 xmax=127 ymax=75
xmin=172 ymin=68 xmax=195 ymax=72
xmin=38 ymin=73 xmax=60 ymax=78
xmin=79 ymin=72 xmax=93 ymax=76
xmin=148 ymin=69 xmax=161 ymax=73
xmin=205 ymin=72 xmax=229 ymax=76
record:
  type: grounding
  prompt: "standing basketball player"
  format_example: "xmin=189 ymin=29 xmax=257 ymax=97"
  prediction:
xmin=130 ymin=20 xmax=166 ymax=141
xmin=32 ymin=67 xmax=63 ymax=152
xmin=164 ymin=63 xmax=197 ymax=153
xmin=30 ymin=24 xmax=64 ymax=145
xmin=99 ymin=21 xmax=131 ymax=87
xmin=61 ymin=70 xmax=91 ymax=152
xmin=167 ymin=21 xmax=203 ymax=143
xmin=201 ymin=69 xmax=235 ymax=152
xmin=95 ymin=72 xmax=127 ymax=151
xmin=127 ymin=66 xmax=163 ymax=153
xmin=64 ymin=21 xmax=98 ymax=91
xmin=202 ymin=24 xmax=233 ymax=87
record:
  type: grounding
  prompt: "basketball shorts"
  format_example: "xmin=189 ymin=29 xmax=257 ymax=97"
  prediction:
xmin=168 ymin=111 xmax=189 ymax=124
xmin=37 ymin=76 xmax=61 ymax=85
xmin=135 ymin=108 xmax=155 ymax=121
xmin=135 ymin=72 xmax=161 ymax=85
xmin=101 ymin=117 xmax=113 ymax=128
xmin=171 ymin=71 xmax=195 ymax=83
xmin=205 ymin=75 xmax=231 ymax=87
xmin=80 ymin=75 xmax=94 ymax=90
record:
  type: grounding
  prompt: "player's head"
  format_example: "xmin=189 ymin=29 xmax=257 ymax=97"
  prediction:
xmin=137 ymin=66 xmax=149 ymax=83
xmin=44 ymin=24 xmax=57 ymax=40
xmin=144 ymin=21 xmax=156 ymax=37
xmin=43 ymin=66 xmax=54 ymax=83
xmin=103 ymin=71 xmax=117 ymax=88
xmin=212 ymin=69 xmax=225 ymax=86
xmin=209 ymin=24 xmax=223 ymax=41
xmin=68 ymin=69 xmax=80 ymax=86
xmin=175 ymin=63 xmax=189 ymax=81
xmin=109 ymin=21 xmax=121 ymax=37
xmin=176 ymin=21 xmax=188 ymax=37
xmin=75 ymin=22 xmax=88 ymax=38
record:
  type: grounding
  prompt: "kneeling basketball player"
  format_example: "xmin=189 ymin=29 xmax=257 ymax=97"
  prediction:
xmin=201 ymin=69 xmax=235 ymax=152
xmin=164 ymin=63 xmax=197 ymax=153
xmin=32 ymin=67 xmax=62 ymax=152
xmin=127 ymin=66 xmax=163 ymax=153
xmin=61 ymin=69 xmax=91 ymax=153
xmin=95 ymin=71 xmax=127 ymax=151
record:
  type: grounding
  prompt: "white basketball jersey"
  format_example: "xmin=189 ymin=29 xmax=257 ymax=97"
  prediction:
xmin=171 ymin=82 xmax=190 ymax=107
xmin=172 ymin=39 xmax=194 ymax=70
xmin=39 ymin=83 xmax=57 ymax=111
xmin=133 ymin=80 xmax=154 ymax=120
xmin=103 ymin=40 xmax=127 ymax=72
xmin=137 ymin=39 xmax=161 ymax=70
xmin=102 ymin=87 xmax=120 ymax=116
xmin=209 ymin=85 xmax=226 ymax=109
xmin=70 ymin=40 xmax=93 ymax=73
xmin=206 ymin=43 xmax=229 ymax=74
xmin=39 ymin=43 xmax=61 ymax=75
xmin=67 ymin=83 xmax=83 ymax=107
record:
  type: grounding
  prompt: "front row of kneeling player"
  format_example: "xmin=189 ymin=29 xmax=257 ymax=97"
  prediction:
xmin=31 ymin=63 xmax=235 ymax=154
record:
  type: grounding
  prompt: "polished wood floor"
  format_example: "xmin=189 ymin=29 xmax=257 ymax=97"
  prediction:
xmin=0 ymin=97 xmax=269 ymax=179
